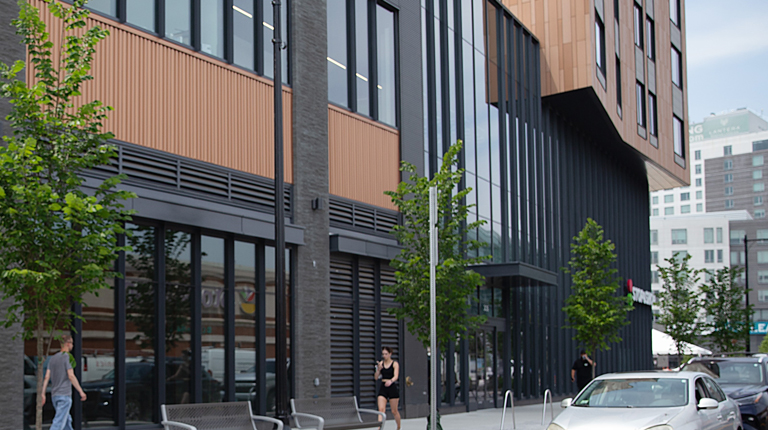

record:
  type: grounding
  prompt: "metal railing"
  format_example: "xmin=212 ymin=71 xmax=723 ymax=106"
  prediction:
xmin=499 ymin=390 xmax=515 ymax=429
xmin=541 ymin=389 xmax=554 ymax=425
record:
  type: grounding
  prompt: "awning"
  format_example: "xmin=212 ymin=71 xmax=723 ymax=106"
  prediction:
xmin=652 ymin=329 xmax=712 ymax=356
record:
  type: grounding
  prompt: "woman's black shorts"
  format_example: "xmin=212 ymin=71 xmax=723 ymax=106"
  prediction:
xmin=377 ymin=381 xmax=399 ymax=400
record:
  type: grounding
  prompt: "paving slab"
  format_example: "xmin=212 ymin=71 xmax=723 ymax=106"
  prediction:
xmin=381 ymin=403 xmax=563 ymax=430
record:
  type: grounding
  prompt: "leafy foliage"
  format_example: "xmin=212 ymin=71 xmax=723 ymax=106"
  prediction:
xmin=384 ymin=140 xmax=488 ymax=353
xmin=656 ymin=253 xmax=702 ymax=359
xmin=759 ymin=333 xmax=768 ymax=354
xmin=562 ymin=218 xmax=633 ymax=360
xmin=0 ymin=2 xmax=134 ymax=429
xmin=700 ymin=266 xmax=751 ymax=353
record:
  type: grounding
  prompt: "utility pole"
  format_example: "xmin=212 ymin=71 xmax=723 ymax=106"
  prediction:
xmin=273 ymin=0 xmax=289 ymax=425
xmin=745 ymin=235 xmax=752 ymax=353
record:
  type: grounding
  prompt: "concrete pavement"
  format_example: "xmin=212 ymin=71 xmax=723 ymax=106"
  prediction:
xmin=381 ymin=403 xmax=563 ymax=430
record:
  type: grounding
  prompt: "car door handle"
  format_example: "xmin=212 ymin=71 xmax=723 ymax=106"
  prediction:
xmin=716 ymin=414 xmax=722 ymax=421
xmin=728 ymin=411 xmax=736 ymax=421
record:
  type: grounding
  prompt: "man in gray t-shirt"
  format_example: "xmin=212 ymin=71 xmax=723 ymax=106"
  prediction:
xmin=41 ymin=335 xmax=87 ymax=430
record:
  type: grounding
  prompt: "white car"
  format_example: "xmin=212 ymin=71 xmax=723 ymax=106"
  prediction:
xmin=547 ymin=371 xmax=743 ymax=430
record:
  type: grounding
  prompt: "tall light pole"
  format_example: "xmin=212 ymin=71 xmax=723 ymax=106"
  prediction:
xmin=744 ymin=235 xmax=755 ymax=353
xmin=273 ymin=0 xmax=289 ymax=425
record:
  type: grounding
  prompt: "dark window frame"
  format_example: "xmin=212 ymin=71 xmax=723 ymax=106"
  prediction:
xmin=595 ymin=10 xmax=606 ymax=78
xmin=671 ymin=46 xmax=682 ymax=88
xmin=645 ymin=16 xmax=655 ymax=60
xmin=633 ymin=4 xmax=643 ymax=50
xmin=636 ymin=81 xmax=646 ymax=128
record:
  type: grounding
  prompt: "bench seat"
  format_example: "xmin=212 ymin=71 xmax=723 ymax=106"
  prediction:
xmin=290 ymin=397 xmax=385 ymax=430
xmin=161 ymin=402 xmax=283 ymax=430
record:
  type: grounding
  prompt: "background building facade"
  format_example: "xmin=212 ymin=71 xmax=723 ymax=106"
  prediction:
xmin=0 ymin=0 xmax=688 ymax=428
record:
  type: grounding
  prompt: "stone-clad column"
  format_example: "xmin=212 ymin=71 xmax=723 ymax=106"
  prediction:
xmin=0 ymin=1 xmax=25 ymax=428
xmin=289 ymin=0 xmax=331 ymax=399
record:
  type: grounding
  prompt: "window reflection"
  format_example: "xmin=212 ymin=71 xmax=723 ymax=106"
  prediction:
xmin=201 ymin=0 xmax=225 ymax=57
xmin=201 ymin=236 xmax=226 ymax=403
xmin=233 ymin=0 xmax=255 ymax=69
xmin=166 ymin=0 xmax=192 ymax=46
xmin=233 ymin=241 xmax=258 ymax=409
xmin=80 ymin=282 xmax=117 ymax=427
xmin=377 ymin=5 xmax=396 ymax=126
xmin=87 ymin=0 xmax=117 ymax=17
xmin=125 ymin=224 xmax=158 ymax=424
xmin=355 ymin=0 xmax=370 ymax=116
xmin=164 ymin=230 xmax=194 ymax=405
xmin=327 ymin=0 xmax=348 ymax=107
xmin=127 ymin=0 xmax=156 ymax=32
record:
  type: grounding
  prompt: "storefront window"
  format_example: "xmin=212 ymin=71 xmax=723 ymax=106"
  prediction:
xmin=164 ymin=230 xmax=193 ymax=405
xmin=80 ymin=282 xmax=117 ymax=427
xmin=201 ymin=236 xmax=226 ymax=403
xmin=234 ymin=241 xmax=257 ymax=408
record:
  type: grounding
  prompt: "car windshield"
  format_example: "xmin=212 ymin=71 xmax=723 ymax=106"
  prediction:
xmin=572 ymin=378 xmax=689 ymax=408
xmin=683 ymin=361 xmax=763 ymax=385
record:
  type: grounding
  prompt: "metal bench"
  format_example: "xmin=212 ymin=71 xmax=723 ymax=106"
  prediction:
xmin=161 ymin=402 xmax=283 ymax=430
xmin=290 ymin=397 xmax=386 ymax=430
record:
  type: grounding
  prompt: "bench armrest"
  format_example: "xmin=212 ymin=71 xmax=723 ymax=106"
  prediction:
xmin=252 ymin=414 xmax=284 ymax=430
xmin=291 ymin=412 xmax=324 ymax=430
xmin=161 ymin=420 xmax=197 ymax=430
xmin=356 ymin=409 xmax=386 ymax=428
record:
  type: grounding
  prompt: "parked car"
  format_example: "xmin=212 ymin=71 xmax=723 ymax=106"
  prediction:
xmin=234 ymin=358 xmax=290 ymax=412
xmin=682 ymin=355 xmax=768 ymax=430
xmin=548 ymin=371 xmax=742 ymax=430
xmin=82 ymin=359 xmax=223 ymax=423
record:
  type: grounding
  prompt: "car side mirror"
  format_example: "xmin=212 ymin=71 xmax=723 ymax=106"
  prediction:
xmin=697 ymin=398 xmax=718 ymax=410
xmin=561 ymin=398 xmax=573 ymax=408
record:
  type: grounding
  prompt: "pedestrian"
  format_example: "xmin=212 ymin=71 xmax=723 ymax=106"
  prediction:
xmin=42 ymin=335 xmax=87 ymax=430
xmin=375 ymin=346 xmax=401 ymax=430
xmin=571 ymin=349 xmax=595 ymax=392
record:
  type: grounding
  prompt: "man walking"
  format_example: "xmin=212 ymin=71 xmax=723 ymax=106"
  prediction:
xmin=42 ymin=335 xmax=87 ymax=430
xmin=571 ymin=349 xmax=595 ymax=392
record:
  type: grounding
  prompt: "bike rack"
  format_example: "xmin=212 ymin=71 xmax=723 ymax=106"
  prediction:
xmin=499 ymin=390 xmax=515 ymax=429
xmin=541 ymin=389 xmax=554 ymax=425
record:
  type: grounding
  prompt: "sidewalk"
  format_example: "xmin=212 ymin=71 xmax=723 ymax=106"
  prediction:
xmin=382 ymin=403 xmax=563 ymax=430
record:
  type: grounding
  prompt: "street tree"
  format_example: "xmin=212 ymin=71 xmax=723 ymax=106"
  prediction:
xmin=384 ymin=140 xmax=488 ymax=354
xmin=700 ymin=266 xmax=751 ymax=353
xmin=656 ymin=253 xmax=702 ymax=362
xmin=0 ymin=2 xmax=134 ymax=429
xmin=563 ymin=218 xmax=633 ymax=377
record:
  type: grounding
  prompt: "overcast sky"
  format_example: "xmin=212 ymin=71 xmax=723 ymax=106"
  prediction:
xmin=685 ymin=0 xmax=768 ymax=123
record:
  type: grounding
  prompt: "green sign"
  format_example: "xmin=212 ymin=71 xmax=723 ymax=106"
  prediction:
xmin=690 ymin=113 xmax=751 ymax=143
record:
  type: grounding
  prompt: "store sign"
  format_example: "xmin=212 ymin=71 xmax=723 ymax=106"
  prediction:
xmin=689 ymin=113 xmax=751 ymax=143
xmin=202 ymin=287 xmax=256 ymax=315
xmin=751 ymin=321 xmax=768 ymax=335
xmin=626 ymin=279 xmax=656 ymax=306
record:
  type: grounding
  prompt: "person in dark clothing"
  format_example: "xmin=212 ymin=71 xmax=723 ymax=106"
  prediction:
xmin=571 ymin=350 xmax=595 ymax=392
xmin=374 ymin=346 xmax=401 ymax=430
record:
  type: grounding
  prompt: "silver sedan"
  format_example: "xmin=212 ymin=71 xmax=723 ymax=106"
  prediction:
xmin=547 ymin=371 xmax=742 ymax=430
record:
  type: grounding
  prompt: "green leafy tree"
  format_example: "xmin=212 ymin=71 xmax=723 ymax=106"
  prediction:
xmin=700 ymin=266 xmax=751 ymax=353
xmin=759 ymin=333 xmax=768 ymax=354
xmin=563 ymin=218 xmax=633 ymax=377
xmin=0 ymin=2 xmax=134 ymax=429
xmin=656 ymin=253 xmax=702 ymax=362
xmin=384 ymin=140 xmax=488 ymax=353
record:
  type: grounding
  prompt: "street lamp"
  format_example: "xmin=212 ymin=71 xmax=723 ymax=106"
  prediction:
xmin=744 ymin=235 xmax=760 ymax=354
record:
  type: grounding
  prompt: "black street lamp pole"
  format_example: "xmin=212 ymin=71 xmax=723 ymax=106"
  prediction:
xmin=745 ymin=235 xmax=752 ymax=353
xmin=273 ymin=0 xmax=289 ymax=425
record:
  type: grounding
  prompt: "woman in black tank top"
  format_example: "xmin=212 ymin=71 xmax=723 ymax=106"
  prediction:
xmin=374 ymin=346 xmax=401 ymax=430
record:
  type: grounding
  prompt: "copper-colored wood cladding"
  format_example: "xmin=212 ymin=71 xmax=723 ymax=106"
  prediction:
xmin=503 ymin=0 xmax=688 ymax=189
xmin=328 ymin=106 xmax=399 ymax=210
xmin=27 ymin=0 xmax=292 ymax=182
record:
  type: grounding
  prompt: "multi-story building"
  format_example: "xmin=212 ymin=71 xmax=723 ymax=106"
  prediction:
xmin=0 ymin=0 xmax=689 ymax=428
xmin=650 ymin=109 xmax=768 ymax=217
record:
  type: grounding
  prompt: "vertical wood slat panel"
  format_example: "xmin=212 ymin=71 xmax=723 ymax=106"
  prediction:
xmin=328 ymin=106 xmax=399 ymax=210
xmin=27 ymin=0 xmax=292 ymax=183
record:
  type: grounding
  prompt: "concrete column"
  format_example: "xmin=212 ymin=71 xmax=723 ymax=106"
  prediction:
xmin=289 ymin=0 xmax=331 ymax=399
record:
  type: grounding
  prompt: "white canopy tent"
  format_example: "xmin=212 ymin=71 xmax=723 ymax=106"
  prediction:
xmin=652 ymin=329 xmax=712 ymax=356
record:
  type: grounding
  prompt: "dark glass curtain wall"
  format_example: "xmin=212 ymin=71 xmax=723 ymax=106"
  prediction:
xmin=23 ymin=221 xmax=293 ymax=429
xmin=421 ymin=0 xmax=653 ymax=406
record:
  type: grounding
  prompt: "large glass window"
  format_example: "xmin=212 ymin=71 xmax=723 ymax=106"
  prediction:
xmin=717 ymin=227 xmax=723 ymax=243
xmin=165 ymin=229 xmax=193 ymax=406
xmin=166 ymin=0 xmax=193 ymax=46
xmin=755 ymin=155 xmax=765 ymax=167
xmin=704 ymin=228 xmax=714 ymax=243
xmin=125 ymin=224 xmax=159 ymax=424
xmin=648 ymin=92 xmax=657 ymax=136
xmin=673 ymin=116 xmax=684 ymax=157
xmin=633 ymin=5 xmax=643 ymax=49
xmin=670 ymin=0 xmax=680 ymax=26
xmin=201 ymin=236 xmax=226 ymax=403
xmin=377 ymin=5 xmax=397 ymax=126
xmin=127 ymin=0 xmax=156 ymax=32
xmin=356 ymin=0 xmax=370 ymax=116
xmin=233 ymin=0 xmax=255 ymax=69
xmin=595 ymin=12 xmax=606 ymax=77
xmin=671 ymin=229 xmax=687 ymax=244
xmin=201 ymin=0 xmax=225 ymax=57
xmin=755 ymin=183 xmax=766 ymax=192
xmin=731 ymin=230 xmax=746 ymax=244
xmin=327 ymin=0 xmax=349 ymax=107
xmin=646 ymin=17 xmax=655 ymax=60
xmin=671 ymin=47 xmax=682 ymax=87
xmin=651 ymin=230 xmax=658 ymax=245
xmin=759 ymin=251 xmax=768 ymax=264
xmin=87 ymin=0 xmax=117 ymax=17
xmin=234 ymin=241 xmax=258 ymax=409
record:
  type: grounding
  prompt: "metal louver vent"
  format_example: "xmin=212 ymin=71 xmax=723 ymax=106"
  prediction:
xmin=358 ymin=307 xmax=377 ymax=408
xmin=330 ymin=305 xmax=355 ymax=398
xmin=329 ymin=197 xmax=399 ymax=236
xmin=87 ymin=141 xmax=291 ymax=215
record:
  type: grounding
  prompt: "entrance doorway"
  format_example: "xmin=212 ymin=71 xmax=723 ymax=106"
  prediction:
xmin=468 ymin=326 xmax=505 ymax=408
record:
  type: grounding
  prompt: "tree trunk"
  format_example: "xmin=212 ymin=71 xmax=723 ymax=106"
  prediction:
xmin=36 ymin=317 xmax=44 ymax=430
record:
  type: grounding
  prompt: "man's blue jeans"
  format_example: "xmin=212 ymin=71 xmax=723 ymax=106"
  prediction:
xmin=50 ymin=395 xmax=73 ymax=430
